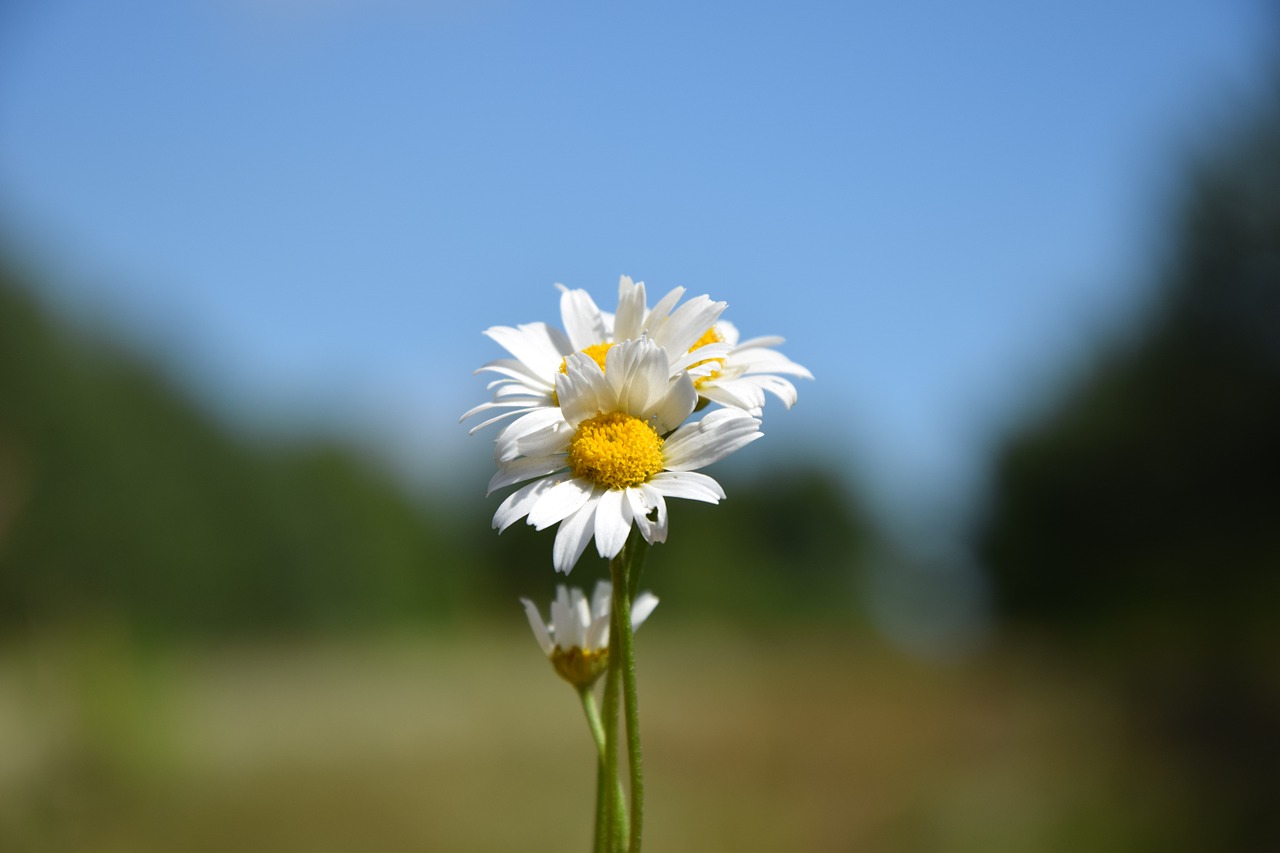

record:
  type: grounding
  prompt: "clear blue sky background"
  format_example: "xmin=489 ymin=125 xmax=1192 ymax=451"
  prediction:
xmin=0 ymin=1 xmax=1274 ymax=532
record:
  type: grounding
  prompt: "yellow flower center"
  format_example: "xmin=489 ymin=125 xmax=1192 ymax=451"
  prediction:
xmin=687 ymin=326 xmax=726 ymax=390
xmin=551 ymin=645 xmax=609 ymax=687
xmin=568 ymin=412 xmax=665 ymax=490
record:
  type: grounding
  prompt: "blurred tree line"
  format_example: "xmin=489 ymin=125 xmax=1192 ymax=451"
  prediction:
xmin=0 ymin=267 xmax=873 ymax=641
xmin=977 ymin=85 xmax=1280 ymax=850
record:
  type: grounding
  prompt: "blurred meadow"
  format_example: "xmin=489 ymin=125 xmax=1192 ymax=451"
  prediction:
xmin=3 ymin=4 xmax=1280 ymax=852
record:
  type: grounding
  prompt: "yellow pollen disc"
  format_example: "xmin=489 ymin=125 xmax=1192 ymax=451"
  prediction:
xmin=687 ymin=326 xmax=726 ymax=389
xmin=560 ymin=342 xmax=615 ymax=375
xmin=568 ymin=412 xmax=664 ymax=490
xmin=690 ymin=326 xmax=724 ymax=350
xmin=551 ymin=645 xmax=609 ymax=687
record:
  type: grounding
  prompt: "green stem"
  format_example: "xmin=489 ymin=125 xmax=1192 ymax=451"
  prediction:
xmin=601 ymin=613 xmax=625 ymax=852
xmin=611 ymin=533 xmax=649 ymax=852
xmin=579 ymin=686 xmax=626 ymax=853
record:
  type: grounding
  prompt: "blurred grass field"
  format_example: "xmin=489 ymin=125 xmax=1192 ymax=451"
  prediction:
xmin=0 ymin=623 xmax=1178 ymax=853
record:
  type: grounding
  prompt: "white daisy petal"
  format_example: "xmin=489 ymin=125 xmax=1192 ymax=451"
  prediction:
xmin=648 ymin=470 xmax=726 ymax=503
xmin=591 ymin=580 xmax=611 ymax=616
xmin=514 ymin=420 xmax=574 ymax=460
xmin=487 ymin=454 xmax=566 ymax=495
xmin=662 ymin=408 xmax=762 ymax=470
xmin=625 ymin=488 xmax=656 ymax=542
xmin=473 ymin=357 xmax=554 ymax=389
xmin=654 ymin=295 xmax=728 ymax=354
xmin=550 ymin=587 xmax=575 ymax=646
xmin=553 ymin=500 xmax=599 ymax=574
xmin=630 ymin=592 xmax=660 ymax=631
xmin=494 ymin=407 xmax=569 ymax=461
xmin=569 ymin=589 xmax=593 ymax=649
xmin=671 ymin=342 xmax=733 ymax=374
xmin=642 ymin=286 xmax=686 ymax=335
xmin=586 ymin=615 xmax=610 ymax=651
xmin=714 ymin=320 xmax=741 ymax=346
xmin=698 ymin=380 xmax=766 ymax=416
xmin=693 ymin=322 xmax=812 ymax=411
xmin=484 ymin=323 xmax=570 ymax=378
xmin=614 ymin=338 xmax=670 ymax=416
xmin=638 ymin=484 xmax=669 ymax=543
xmin=559 ymin=287 xmax=609 ymax=351
xmin=613 ymin=275 xmax=647 ymax=341
xmin=651 ymin=371 xmax=698 ymax=435
xmin=520 ymin=598 xmax=555 ymax=655
xmin=744 ymin=374 xmax=800 ymax=409
xmin=527 ymin=478 xmax=596 ymax=530
xmin=461 ymin=400 xmax=538 ymax=428
xmin=559 ymin=352 xmax=612 ymax=425
xmin=736 ymin=348 xmax=814 ymax=378
xmin=735 ymin=335 xmax=785 ymax=350
xmin=493 ymin=477 xmax=561 ymax=532
xmin=593 ymin=488 xmax=633 ymax=559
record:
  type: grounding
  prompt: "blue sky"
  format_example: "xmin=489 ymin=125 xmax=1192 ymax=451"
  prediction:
xmin=0 ymin=1 xmax=1274 ymax=531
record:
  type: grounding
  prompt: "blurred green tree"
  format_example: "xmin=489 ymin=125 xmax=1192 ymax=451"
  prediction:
xmin=977 ymin=89 xmax=1280 ymax=850
xmin=0 ymin=264 xmax=473 ymax=638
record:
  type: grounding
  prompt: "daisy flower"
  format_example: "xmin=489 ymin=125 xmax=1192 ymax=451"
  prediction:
xmin=489 ymin=336 xmax=762 ymax=574
xmin=521 ymin=581 xmax=659 ymax=688
xmin=461 ymin=275 xmax=732 ymax=436
xmin=684 ymin=319 xmax=814 ymax=415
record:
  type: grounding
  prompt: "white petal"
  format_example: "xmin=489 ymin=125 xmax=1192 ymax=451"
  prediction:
xmin=558 ymin=352 xmax=611 ymax=425
xmin=630 ymin=592 xmax=659 ymax=631
xmin=613 ymin=275 xmax=647 ymax=341
xmin=514 ymin=420 xmax=575 ymax=460
xmin=585 ymin=614 xmax=610 ymax=651
xmin=550 ymin=587 xmax=574 ymax=646
xmin=553 ymin=500 xmax=599 ymax=574
xmin=568 ymin=589 xmax=592 ymax=649
xmin=608 ymin=338 xmax=669 ymax=417
xmin=638 ymin=484 xmax=669 ymax=543
xmin=527 ymin=478 xmax=596 ymax=530
xmin=743 ymin=374 xmax=800 ymax=409
xmin=733 ymin=347 xmax=814 ymax=379
xmin=715 ymin=320 xmax=741 ymax=346
xmin=648 ymin=470 xmax=726 ymax=503
xmin=653 ymin=295 xmax=727 ymax=354
xmin=697 ymin=379 xmax=766 ymax=415
xmin=670 ymin=342 xmax=732 ymax=374
xmin=484 ymin=323 xmax=570 ymax=379
xmin=625 ymin=488 xmax=656 ymax=542
xmin=734 ymin=335 xmax=786 ymax=350
xmin=461 ymin=401 xmax=540 ymax=434
xmin=473 ymin=357 xmax=554 ymax=390
xmin=651 ymin=371 xmax=697 ymax=435
xmin=493 ymin=477 xmax=560 ymax=532
xmin=643 ymin=287 xmax=685 ymax=333
xmin=560 ymin=288 xmax=609 ymax=351
xmin=662 ymin=409 xmax=762 ymax=470
xmin=520 ymin=598 xmax=555 ymax=655
xmin=591 ymin=580 xmax=612 ymax=617
xmin=493 ymin=407 xmax=568 ymax=461
xmin=487 ymin=455 xmax=565 ymax=495
xmin=593 ymin=488 xmax=634 ymax=559
xmin=586 ymin=579 xmax=612 ymax=649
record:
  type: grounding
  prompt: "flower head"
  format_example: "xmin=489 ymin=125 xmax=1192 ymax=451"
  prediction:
xmin=521 ymin=582 xmax=659 ymax=687
xmin=461 ymin=276 xmax=731 ymax=435
xmin=684 ymin=320 xmax=813 ymax=415
xmin=490 ymin=336 xmax=762 ymax=573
